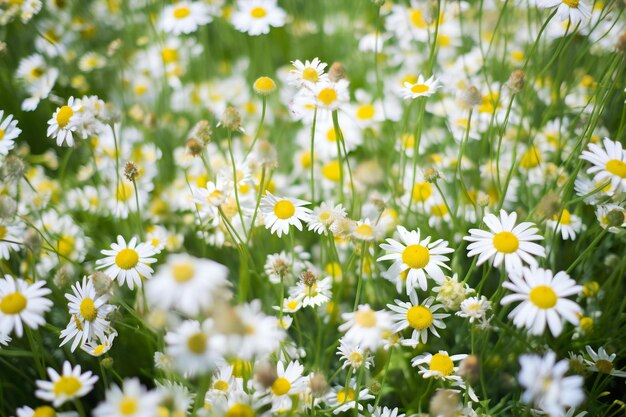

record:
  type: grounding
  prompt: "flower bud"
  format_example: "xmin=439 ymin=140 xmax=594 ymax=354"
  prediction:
xmin=459 ymin=85 xmax=482 ymax=108
xmin=607 ymin=209 xmax=626 ymax=228
xmin=308 ymin=372 xmax=329 ymax=395
xmin=458 ymin=355 xmax=480 ymax=383
xmin=429 ymin=389 xmax=461 ymax=417
xmin=186 ymin=138 xmax=204 ymax=157
xmin=101 ymin=357 xmax=114 ymax=369
xmin=124 ymin=161 xmax=139 ymax=182
xmin=507 ymin=70 xmax=525 ymax=92
xmin=328 ymin=62 xmax=346 ymax=82
xmin=2 ymin=155 xmax=25 ymax=184
xmin=254 ymin=361 xmax=278 ymax=389
xmin=219 ymin=107 xmax=242 ymax=131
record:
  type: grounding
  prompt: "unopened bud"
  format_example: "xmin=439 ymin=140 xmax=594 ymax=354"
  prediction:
xmin=53 ymin=264 xmax=74 ymax=288
xmin=369 ymin=381 xmax=382 ymax=395
xmin=607 ymin=209 xmax=626 ymax=227
xmin=219 ymin=107 xmax=242 ymax=131
xmin=328 ymin=62 xmax=346 ymax=82
xmin=308 ymin=372 xmax=329 ymax=395
xmin=458 ymin=355 xmax=480 ymax=383
xmin=459 ymin=85 xmax=482 ymax=108
xmin=91 ymin=272 xmax=114 ymax=296
xmin=372 ymin=198 xmax=386 ymax=213
xmin=23 ymin=229 xmax=41 ymax=252
xmin=101 ymin=357 xmax=114 ymax=369
xmin=424 ymin=167 xmax=440 ymax=183
xmin=617 ymin=31 xmax=626 ymax=52
xmin=254 ymin=361 xmax=278 ymax=389
xmin=507 ymin=70 xmax=525 ymax=92
xmin=429 ymin=389 xmax=461 ymax=417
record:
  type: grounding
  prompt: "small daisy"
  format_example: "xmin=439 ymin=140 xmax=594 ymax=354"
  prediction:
xmin=231 ymin=0 xmax=287 ymax=36
xmin=325 ymin=380 xmax=374 ymax=415
xmin=14 ymin=405 xmax=57 ymax=417
xmin=95 ymin=235 xmax=159 ymax=290
xmin=400 ymin=74 xmax=441 ymax=99
xmin=456 ymin=296 xmax=492 ymax=324
xmin=412 ymin=351 xmax=479 ymax=401
xmin=339 ymin=304 xmax=392 ymax=351
xmin=580 ymin=137 xmax=626 ymax=193
xmin=387 ymin=291 xmax=449 ymax=346
xmin=0 ymin=110 xmax=21 ymax=155
xmin=159 ymin=1 xmax=213 ymax=35
xmin=307 ymin=202 xmax=346 ymax=235
xmin=546 ymin=208 xmax=583 ymax=240
xmin=539 ymin=0 xmax=591 ymax=25
xmin=269 ymin=360 xmax=306 ymax=410
xmin=288 ymin=58 xmax=328 ymax=88
xmin=366 ymin=405 xmax=406 ymax=417
xmin=46 ymin=96 xmax=82 ymax=147
xmin=260 ymin=192 xmax=312 ymax=238
xmin=35 ymin=361 xmax=98 ymax=407
xmin=165 ymin=319 xmax=220 ymax=375
xmin=312 ymin=79 xmax=350 ymax=111
xmin=264 ymin=251 xmax=293 ymax=284
xmin=350 ymin=219 xmax=383 ymax=242
xmin=93 ymin=378 xmax=161 ymax=417
xmin=337 ymin=338 xmax=372 ymax=370
xmin=501 ymin=266 xmax=582 ymax=336
xmin=81 ymin=331 xmax=117 ymax=357
xmin=464 ymin=210 xmax=546 ymax=272
xmin=378 ymin=225 xmax=454 ymax=292
xmin=583 ymin=346 xmax=626 ymax=377
xmin=206 ymin=364 xmax=240 ymax=400
xmin=0 ymin=221 xmax=25 ymax=260
xmin=290 ymin=273 xmax=332 ymax=308
xmin=0 ymin=275 xmax=52 ymax=337
xmin=595 ymin=203 xmax=626 ymax=233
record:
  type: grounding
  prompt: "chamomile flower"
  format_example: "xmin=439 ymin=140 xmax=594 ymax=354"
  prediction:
xmin=0 ymin=275 xmax=52 ymax=338
xmin=366 ymin=405 xmax=406 ymax=417
xmin=411 ymin=351 xmax=468 ymax=380
xmin=464 ymin=210 xmax=546 ymax=272
xmin=93 ymin=378 xmax=161 ymax=417
xmin=290 ymin=273 xmax=332 ymax=308
xmin=583 ymin=346 xmax=626 ymax=377
xmin=46 ymin=96 xmax=82 ymax=147
xmin=165 ymin=319 xmax=220 ymax=375
xmin=400 ymin=74 xmax=441 ymax=99
xmin=339 ymin=304 xmax=392 ymax=351
xmin=0 ymin=221 xmax=25 ymax=260
xmin=159 ymin=1 xmax=213 ymax=35
xmin=501 ymin=266 xmax=582 ymax=336
xmin=206 ymin=364 xmax=240 ymax=400
xmin=378 ymin=226 xmax=454 ymax=292
xmin=96 ymin=235 xmax=159 ymax=290
xmin=580 ymin=137 xmax=626 ymax=193
xmin=288 ymin=58 xmax=328 ymax=88
xmin=269 ymin=360 xmax=306 ymax=408
xmin=456 ymin=296 xmax=491 ymax=324
xmin=13 ymin=405 xmax=59 ymax=417
xmin=0 ymin=110 xmax=21 ymax=155
xmin=231 ymin=0 xmax=287 ymax=36
xmin=35 ymin=361 xmax=98 ymax=407
xmin=546 ymin=208 xmax=583 ymax=240
xmin=312 ymin=79 xmax=350 ymax=111
xmin=337 ymin=338 xmax=372 ymax=370
xmin=539 ymin=0 xmax=591 ymax=25
xmin=325 ymin=380 xmax=374 ymax=414
xmin=387 ymin=291 xmax=449 ymax=346
xmin=260 ymin=192 xmax=312 ymax=237
xmin=307 ymin=202 xmax=346 ymax=235
xmin=264 ymin=251 xmax=293 ymax=284
xmin=81 ymin=331 xmax=117 ymax=357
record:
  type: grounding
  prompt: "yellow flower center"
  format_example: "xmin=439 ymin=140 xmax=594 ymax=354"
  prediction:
xmin=402 ymin=244 xmax=430 ymax=269
xmin=432 ymin=204 xmax=448 ymax=217
xmin=406 ymin=305 xmax=433 ymax=330
xmin=93 ymin=344 xmax=106 ymax=355
xmin=553 ymin=209 xmax=571 ymax=225
xmin=53 ymin=376 xmax=82 ymax=397
xmin=520 ymin=147 xmax=541 ymax=169
xmin=562 ymin=0 xmax=579 ymax=7
xmin=274 ymin=200 xmax=296 ymax=219
xmin=115 ymin=248 xmax=139 ymax=270
xmin=322 ymin=160 xmax=341 ymax=182
xmin=286 ymin=299 xmax=299 ymax=310
xmin=173 ymin=6 xmax=190 ymax=19
xmin=58 ymin=235 xmax=75 ymax=257
xmin=326 ymin=127 xmax=338 ymax=142
xmin=30 ymin=66 xmax=45 ymax=79
xmin=0 ymin=225 xmax=6 ymax=239
xmin=349 ymin=351 xmax=363 ymax=364
xmin=336 ymin=388 xmax=355 ymax=403
xmin=56 ymin=106 xmax=74 ymax=128
xmin=0 ymin=292 xmax=27 ymax=315
xmin=356 ymin=104 xmax=375 ymax=120
xmin=595 ymin=359 xmax=613 ymax=374
xmin=300 ymin=151 xmax=312 ymax=168
xmin=226 ymin=403 xmax=254 ymax=417
xmin=162 ymin=48 xmax=178 ymax=64
xmin=412 ymin=182 xmax=432 ymax=202
xmin=410 ymin=84 xmax=429 ymax=94
xmin=250 ymin=7 xmax=267 ymax=18
xmin=253 ymin=77 xmax=276 ymax=93
xmin=429 ymin=353 xmax=454 ymax=376
xmin=492 ymin=231 xmax=519 ymax=254
xmin=187 ymin=332 xmax=207 ymax=354
xmin=354 ymin=309 xmax=377 ymax=327
xmin=529 ymin=285 xmax=557 ymax=309
xmin=354 ymin=223 xmax=374 ymax=237
xmin=409 ymin=9 xmax=427 ymax=28
xmin=302 ymin=67 xmax=318 ymax=82
xmin=0 ymin=129 xmax=4 ymax=141
xmin=119 ymin=397 xmax=138 ymax=415
xmin=172 ymin=262 xmax=195 ymax=283
xmin=317 ymin=88 xmax=337 ymax=106
xmin=214 ymin=380 xmax=229 ymax=391
xmin=606 ymin=159 xmax=626 ymax=178
xmin=79 ymin=298 xmax=98 ymax=322
xmin=33 ymin=406 xmax=56 ymax=417
xmin=271 ymin=377 xmax=291 ymax=395
xmin=117 ymin=182 xmax=134 ymax=201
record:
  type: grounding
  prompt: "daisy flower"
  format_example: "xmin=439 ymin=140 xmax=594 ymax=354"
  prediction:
xmin=464 ymin=210 xmax=546 ymax=272
xmin=339 ymin=304 xmax=392 ymax=351
xmin=387 ymin=291 xmax=449 ymax=346
xmin=0 ymin=110 xmax=21 ymax=155
xmin=539 ymin=0 xmax=591 ymax=25
xmin=231 ymin=0 xmax=287 ymax=36
xmin=288 ymin=58 xmax=328 ymax=88
xmin=60 ymin=276 xmax=115 ymax=352
xmin=269 ymin=360 xmax=306 ymax=410
xmin=377 ymin=226 xmax=454 ymax=292
xmin=307 ymin=202 xmax=346 ymax=235
xmin=264 ymin=251 xmax=293 ymax=284
xmin=337 ymin=338 xmax=372 ymax=370
xmin=165 ymin=319 xmax=221 ymax=375
xmin=412 ymin=351 xmax=468 ymax=380
xmin=325 ymin=380 xmax=374 ymax=415
xmin=580 ymin=137 xmax=626 ymax=193
xmin=95 ymin=235 xmax=159 ymax=290
xmin=290 ymin=273 xmax=332 ymax=308
xmin=519 ymin=351 xmax=584 ymax=417
xmin=35 ymin=361 xmax=98 ymax=407
xmin=501 ymin=266 xmax=582 ymax=336
xmin=366 ymin=405 xmax=406 ymax=417
xmin=260 ymin=192 xmax=312 ymax=238
xmin=81 ymin=331 xmax=117 ymax=357
xmin=312 ymin=79 xmax=350 ymax=111
xmin=159 ymin=1 xmax=213 ymax=35
xmin=0 ymin=275 xmax=52 ymax=337
xmin=456 ymin=296 xmax=491 ymax=324
xmin=93 ymin=378 xmax=161 ymax=417
xmin=0 ymin=221 xmax=25 ymax=260
xmin=14 ymin=405 xmax=57 ymax=417
xmin=46 ymin=96 xmax=82 ymax=147
xmin=206 ymin=364 xmax=241 ymax=401
xmin=400 ymin=74 xmax=441 ymax=99
xmin=583 ymin=346 xmax=626 ymax=377
xmin=546 ymin=208 xmax=583 ymax=240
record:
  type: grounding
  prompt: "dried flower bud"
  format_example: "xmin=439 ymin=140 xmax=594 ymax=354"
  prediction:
xmin=429 ymin=389 xmax=461 ymax=417
xmin=91 ymin=271 xmax=114 ymax=296
xmin=254 ymin=361 xmax=278 ymax=389
xmin=328 ymin=62 xmax=346 ymax=82
xmin=459 ymin=85 xmax=482 ymax=108
xmin=507 ymin=70 xmax=525 ymax=92
xmin=190 ymin=120 xmax=212 ymax=144
xmin=3 ymin=155 xmax=25 ymax=183
xmin=53 ymin=264 xmax=74 ymax=288
xmin=536 ymin=192 xmax=561 ymax=219
xmin=301 ymin=270 xmax=318 ymax=287
xmin=458 ymin=355 xmax=480 ymax=383
xmin=23 ymin=229 xmax=41 ymax=252
xmin=186 ymin=138 xmax=204 ymax=157
xmin=219 ymin=107 xmax=242 ymax=131
xmin=424 ymin=167 xmax=440 ymax=183
xmin=0 ymin=196 xmax=17 ymax=220
xmin=308 ymin=372 xmax=329 ymax=395
xmin=124 ymin=161 xmax=139 ymax=182
xmin=372 ymin=197 xmax=386 ymax=214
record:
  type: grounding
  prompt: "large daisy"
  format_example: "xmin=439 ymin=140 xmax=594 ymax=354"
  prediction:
xmin=260 ymin=192 xmax=311 ymax=238
xmin=580 ymin=137 xmax=626 ymax=193
xmin=159 ymin=1 xmax=213 ymax=35
xmin=96 ymin=235 xmax=159 ymax=290
xmin=538 ymin=0 xmax=591 ymax=25
xmin=0 ymin=275 xmax=52 ymax=337
xmin=377 ymin=226 xmax=454 ymax=293
xmin=288 ymin=58 xmax=328 ymax=88
xmin=231 ymin=0 xmax=286 ymax=36
xmin=464 ymin=210 xmax=545 ymax=272
xmin=387 ymin=291 xmax=449 ymax=346
xmin=35 ymin=361 xmax=98 ymax=406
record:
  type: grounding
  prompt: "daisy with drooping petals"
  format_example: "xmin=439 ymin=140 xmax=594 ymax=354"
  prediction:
xmin=546 ymin=208 xmax=583 ymax=240
xmin=580 ymin=137 xmax=626 ymax=193
xmin=96 ymin=235 xmax=159 ymax=290
xmin=464 ymin=210 xmax=546 ymax=272
xmin=400 ymin=74 xmax=441 ymax=99
xmin=35 ymin=361 xmax=98 ymax=407
xmin=0 ymin=275 xmax=52 ymax=337
xmin=387 ymin=291 xmax=449 ymax=346
xmin=539 ymin=0 xmax=591 ymax=25
xmin=46 ymin=96 xmax=82 ymax=147
xmin=288 ymin=58 xmax=328 ymax=88
xmin=501 ymin=266 xmax=582 ymax=337
xmin=0 ymin=110 xmax=21 ymax=155
xmin=159 ymin=1 xmax=213 ymax=35
xmin=583 ymin=346 xmax=626 ymax=378
xmin=378 ymin=226 xmax=454 ymax=293
xmin=81 ymin=331 xmax=117 ymax=357
xmin=93 ymin=378 xmax=161 ymax=417
xmin=231 ymin=0 xmax=286 ymax=36
xmin=260 ymin=192 xmax=312 ymax=237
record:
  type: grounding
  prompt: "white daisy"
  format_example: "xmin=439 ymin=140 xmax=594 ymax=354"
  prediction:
xmin=339 ymin=304 xmax=392 ymax=351
xmin=159 ymin=1 xmax=213 ymax=35
xmin=46 ymin=96 xmax=82 ymax=147
xmin=400 ymin=74 xmax=441 ymax=99
xmin=231 ymin=0 xmax=287 ymax=36
xmin=411 ymin=350 xmax=468 ymax=380
xmin=366 ymin=405 xmax=406 ymax=417
xmin=269 ymin=360 xmax=306 ymax=411
xmin=546 ymin=208 xmax=583 ymax=240
xmin=378 ymin=225 xmax=454 ymax=293
xmin=288 ymin=58 xmax=328 ymax=88
xmin=260 ymin=192 xmax=312 ymax=238
xmin=325 ymin=380 xmax=374 ymax=415
xmin=580 ymin=137 xmax=626 ymax=193
xmin=337 ymin=338 xmax=372 ymax=370
xmin=81 ymin=331 xmax=117 ymax=357
xmin=456 ymin=296 xmax=492 ymax=324
xmin=464 ymin=210 xmax=546 ymax=272
xmin=307 ymin=202 xmax=346 ymax=235
xmin=0 ymin=110 xmax=21 ymax=155
xmin=35 ymin=361 xmax=98 ymax=407
xmin=539 ymin=0 xmax=591 ymax=25
xmin=500 ymin=266 xmax=582 ymax=337
xmin=93 ymin=378 xmax=161 ymax=417
xmin=95 ymin=235 xmax=159 ymax=290
xmin=583 ymin=346 xmax=626 ymax=378
xmin=165 ymin=319 xmax=221 ymax=375
xmin=0 ymin=221 xmax=25 ymax=260
xmin=312 ymin=79 xmax=350 ymax=111
xmin=387 ymin=291 xmax=449 ymax=346
xmin=290 ymin=274 xmax=332 ymax=308
xmin=0 ymin=275 xmax=52 ymax=337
